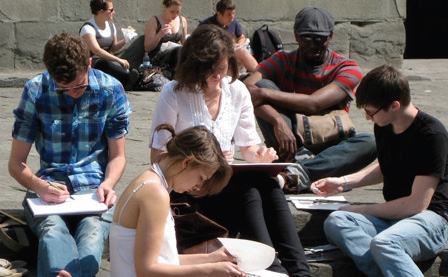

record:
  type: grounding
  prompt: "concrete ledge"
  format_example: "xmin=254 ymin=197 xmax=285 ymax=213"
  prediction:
xmin=0 ymin=73 xmax=39 ymax=88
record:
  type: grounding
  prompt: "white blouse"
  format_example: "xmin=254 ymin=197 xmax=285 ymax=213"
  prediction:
xmin=149 ymin=76 xmax=261 ymax=153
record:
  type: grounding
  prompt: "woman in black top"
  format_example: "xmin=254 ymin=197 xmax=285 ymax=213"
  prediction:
xmin=144 ymin=0 xmax=188 ymax=72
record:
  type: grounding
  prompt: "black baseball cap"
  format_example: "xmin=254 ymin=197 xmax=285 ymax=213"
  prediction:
xmin=294 ymin=7 xmax=335 ymax=36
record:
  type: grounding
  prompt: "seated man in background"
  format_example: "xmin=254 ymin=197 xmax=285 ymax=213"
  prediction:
xmin=313 ymin=65 xmax=448 ymax=277
xmin=200 ymin=0 xmax=258 ymax=73
xmin=8 ymin=33 xmax=131 ymax=276
xmin=244 ymin=7 xmax=377 ymax=192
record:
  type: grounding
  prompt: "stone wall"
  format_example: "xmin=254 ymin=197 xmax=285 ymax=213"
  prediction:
xmin=0 ymin=0 xmax=406 ymax=73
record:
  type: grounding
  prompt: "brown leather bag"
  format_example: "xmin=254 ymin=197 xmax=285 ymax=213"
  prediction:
xmin=296 ymin=109 xmax=356 ymax=153
xmin=171 ymin=203 xmax=228 ymax=254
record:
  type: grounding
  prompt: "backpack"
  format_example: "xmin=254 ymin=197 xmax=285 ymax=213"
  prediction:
xmin=250 ymin=24 xmax=284 ymax=62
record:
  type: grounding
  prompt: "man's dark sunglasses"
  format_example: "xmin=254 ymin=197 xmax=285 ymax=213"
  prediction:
xmin=55 ymin=84 xmax=89 ymax=93
xmin=299 ymin=35 xmax=329 ymax=45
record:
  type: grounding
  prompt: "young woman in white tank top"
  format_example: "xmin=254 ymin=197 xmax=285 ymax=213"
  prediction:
xmin=109 ymin=124 xmax=247 ymax=277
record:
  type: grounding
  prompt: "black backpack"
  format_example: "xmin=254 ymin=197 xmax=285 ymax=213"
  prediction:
xmin=250 ymin=24 xmax=284 ymax=62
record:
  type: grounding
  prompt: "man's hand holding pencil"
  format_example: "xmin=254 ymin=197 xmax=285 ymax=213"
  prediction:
xmin=41 ymin=181 xmax=73 ymax=204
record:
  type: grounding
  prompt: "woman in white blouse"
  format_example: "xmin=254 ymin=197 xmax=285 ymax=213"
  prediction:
xmin=149 ymin=24 xmax=310 ymax=277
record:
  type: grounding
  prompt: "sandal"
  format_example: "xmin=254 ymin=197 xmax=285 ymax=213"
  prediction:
xmin=9 ymin=261 xmax=26 ymax=271
xmin=0 ymin=260 xmax=26 ymax=271
xmin=0 ymin=260 xmax=10 ymax=270
xmin=0 ymin=267 xmax=28 ymax=277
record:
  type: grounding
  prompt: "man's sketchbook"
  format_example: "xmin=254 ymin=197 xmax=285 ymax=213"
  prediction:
xmin=230 ymin=163 xmax=292 ymax=177
xmin=26 ymin=193 xmax=108 ymax=217
xmin=218 ymin=238 xmax=288 ymax=277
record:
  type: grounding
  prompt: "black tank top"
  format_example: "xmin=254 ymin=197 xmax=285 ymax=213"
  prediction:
xmin=149 ymin=15 xmax=184 ymax=58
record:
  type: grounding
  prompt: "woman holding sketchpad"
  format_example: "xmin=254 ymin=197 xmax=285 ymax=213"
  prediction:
xmin=149 ymin=24 xmax=310 ymax=276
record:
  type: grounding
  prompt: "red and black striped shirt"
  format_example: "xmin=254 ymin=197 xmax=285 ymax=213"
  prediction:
xmin=256 ymin=49 xmax=363 ymax=112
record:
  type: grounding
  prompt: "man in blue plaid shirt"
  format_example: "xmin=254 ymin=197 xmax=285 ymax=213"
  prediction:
xmin=8 ymin=33 xmax=131 ymax=277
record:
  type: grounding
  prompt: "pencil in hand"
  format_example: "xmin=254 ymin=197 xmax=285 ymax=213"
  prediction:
xmin=48 ymin=181 xmax=75 ymax=200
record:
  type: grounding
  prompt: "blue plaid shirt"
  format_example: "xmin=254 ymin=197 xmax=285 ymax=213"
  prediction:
xmin=12 ymin=69 xmax=132 ymax=192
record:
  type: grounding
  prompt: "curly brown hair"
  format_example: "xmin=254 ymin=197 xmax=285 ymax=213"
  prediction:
xmin=42 ymin=33 xmax=90 ymax=84
xmin=154 ymin=124 xmax=232 ymax=197
xmin=174 ymin=24 xmax=238 ymax=92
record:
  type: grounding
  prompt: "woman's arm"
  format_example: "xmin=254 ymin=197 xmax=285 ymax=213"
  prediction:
xmin=132 ymin=183 xmax=244 ymax=276
xmin=144 ymin=16 xmax=169 ymax=53
xmin=180 ymin=16 xmax=188 ymax=44
xmin=179 ymin=247 xmax=236 ymax=265
xmin=82 ymin=33 xmax=129 ymax=69
xmin=240 ymin=145 xmax=278 ymax=163
xmin=110 ymin=34 xmax=125 ymax=53
xmin=149 ymin=84 xmax=179 ymax=164
xmin=109 ymin=23 xmax=125 ymax=52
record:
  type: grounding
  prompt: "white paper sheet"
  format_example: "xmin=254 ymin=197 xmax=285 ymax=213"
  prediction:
xmin=26 ymin=193 xmax=108 ymax=217
xmin=288 ymin=196 xmax=349 ymax=211
xmin=218 ymin=238 xmax=288 ymax=277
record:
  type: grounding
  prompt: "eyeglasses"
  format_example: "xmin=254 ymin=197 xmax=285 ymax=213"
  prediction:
xmin=104 ymin=8 xmax=114 ymax=12
xmin=299 ymin=35 xmax=329 ymax=45
xmin=364 ymin=105 xmax=386 ymax=117
xmin=55 ymin=84 xmax=89 ymax=93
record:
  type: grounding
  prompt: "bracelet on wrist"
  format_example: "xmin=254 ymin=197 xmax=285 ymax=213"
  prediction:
xmin=342 ymin=176 xmax=351 ymax=192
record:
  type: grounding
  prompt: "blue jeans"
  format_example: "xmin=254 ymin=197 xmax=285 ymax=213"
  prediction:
xmin=255 ymin=79 xmax=377 ymax=186
xmin=23 ymin=189 xmax=113 ymax=277
xmin=324 ymin=210 xmax=448 ymax=277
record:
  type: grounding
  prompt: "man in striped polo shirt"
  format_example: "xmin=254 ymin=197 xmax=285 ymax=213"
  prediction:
xmin=244 ymin=7 xmax=377 ymax=193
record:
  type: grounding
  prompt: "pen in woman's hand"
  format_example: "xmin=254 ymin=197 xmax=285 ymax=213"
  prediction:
xmin=48 ymin=181 xmax=75 ymax=200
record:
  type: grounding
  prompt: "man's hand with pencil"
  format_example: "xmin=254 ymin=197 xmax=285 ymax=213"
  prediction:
xmin=40 ymin=181 xmax=73 ymax=204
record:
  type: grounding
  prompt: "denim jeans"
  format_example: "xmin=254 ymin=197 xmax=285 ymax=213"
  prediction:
xmin=255 ymin=79 xmax=377 ymax=186
xmin=23 ymin=189 xmax=113 ymax=277
xmin=324 ymin=210 xmax=448 ymax=277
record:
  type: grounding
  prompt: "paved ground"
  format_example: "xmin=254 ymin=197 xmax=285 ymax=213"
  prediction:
xmin=0 ymin=59 xmax=447 ymax=276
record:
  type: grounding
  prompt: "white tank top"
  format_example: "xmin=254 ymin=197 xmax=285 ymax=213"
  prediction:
xmin=109 ymin=164 xmax=179 ymax=277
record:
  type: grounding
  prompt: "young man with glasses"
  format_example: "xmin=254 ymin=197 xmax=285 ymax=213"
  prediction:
xmin=244 ymin=7 xmax=377 ymax=193
xmin=9 ymin=33 xmax=131 ymax=276
xmin=312 ymin=65 xmax=448 ymax=276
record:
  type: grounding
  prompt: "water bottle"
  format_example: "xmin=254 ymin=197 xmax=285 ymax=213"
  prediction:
xmin=143 ymin=52 xmax=152 ymax=69
xmin=247 ymin=44 xmax=254 ymax=56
